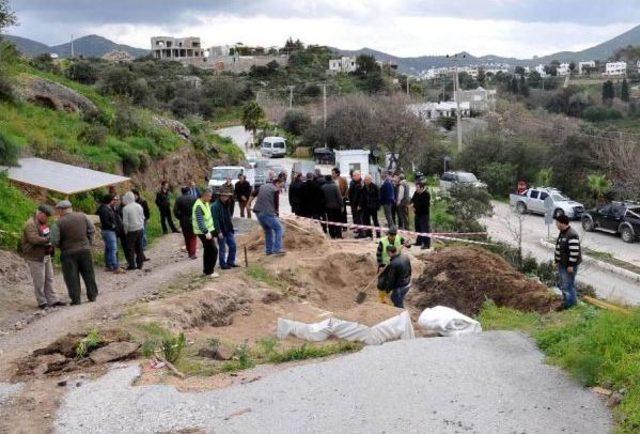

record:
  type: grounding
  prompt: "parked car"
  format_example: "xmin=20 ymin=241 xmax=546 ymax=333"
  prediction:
xmin=582 ymin=202 xmax=640 ymax=243
xmin=208 ymin=166 xmax=245 ymax=192
xmin=260 ymin=136 xmax=287 ymax=158
xmin=439 ymin=171 xmax=486 ymax=192
xmin=509 ymin=187 xmax=584 ymax=219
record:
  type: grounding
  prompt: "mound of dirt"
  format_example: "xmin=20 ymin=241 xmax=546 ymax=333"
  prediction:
xmin=311 ymin=252 xmax=376 ymax=293
xmin=409 ymin=247 xmax=562 ymax=316
xmin=0 ymin=250 xmax=30 ymax=287
xmin=246 ymin=220 xmax=326 ymax=252
xmin=333 ymin=303 xmax=405 ymax=327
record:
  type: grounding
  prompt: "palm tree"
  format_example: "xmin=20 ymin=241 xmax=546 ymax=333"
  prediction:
xmin=587 ymin=173 xmax=612 ymax=204
xmin=241 ymin=101 xmax=265 ymax=146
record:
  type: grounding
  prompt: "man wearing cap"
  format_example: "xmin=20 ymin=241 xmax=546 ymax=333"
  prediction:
xmin=212 ymin=191 xmax=238 ymax=269
xmin=122 ymin=191 xmax=146 ymax=270
xmin=192 ymin=188 xmax=219 ymax=278
xmin=50 ymin=200 xmax=98 ymax=305
xmin=376 ymin=227 xmax=411 ymax=271
xmin=174 ymin=186 xmax=198 ymax=259
xmin=21 ymin=205 xmax=65 ymax=309
xmin=554 ymin=214 xmax=582 ymax=308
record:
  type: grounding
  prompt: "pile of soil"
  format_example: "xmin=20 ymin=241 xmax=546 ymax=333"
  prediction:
xmin=15 ymin=329 xmax=137 ymax=378
xmin=0 ymin=250 xmax=30 ymax=287
xmin=409 ymin=247 xmax=562 ymax=316
xmin=333 ymin=303 xmax=404 ymax=327
xmin=246 ymin=220 xmax=326 ymax=252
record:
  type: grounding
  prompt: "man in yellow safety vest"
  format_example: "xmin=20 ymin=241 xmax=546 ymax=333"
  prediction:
xmin=192 ymin=188 xmax=219 ymax=278
xmin=376 ymin=227 xmax=411 ymax=304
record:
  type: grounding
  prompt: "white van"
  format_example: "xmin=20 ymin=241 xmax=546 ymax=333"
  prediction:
xmin=261 ymin=136 xmax=287 ymax=158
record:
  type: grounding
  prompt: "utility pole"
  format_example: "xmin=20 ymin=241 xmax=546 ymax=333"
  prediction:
xmin=288 ymin=85 xmax=295 ymax=109
xmin=450 ymin=54 xmax=463 ymax=153
xmin=323 ymin=83 xmax=327 ymax=147
xmin=406 ymin=76 xmax=410 ymax=96
xmin=70 ymin=34 xmax=74 ymax=58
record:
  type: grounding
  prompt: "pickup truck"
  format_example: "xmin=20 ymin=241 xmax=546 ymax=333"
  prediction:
xmin=208 ymin=166 xmax=246 ymax=192
xmin=509 ymin=187 xmax=585 ymax=219
xmin=582 ymin=202 xmax=640 ymax=243
xmin=439 ymin=171 xmax=486 ymax=192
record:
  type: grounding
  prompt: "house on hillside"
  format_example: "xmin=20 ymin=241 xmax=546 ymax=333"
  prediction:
xmin=534 ymin=64 xmax=548 ymax=77
xmin=409 ymin=101 xmax=471 ymax=122
xmin=328 ymin=57 xmax=357 ymax=74
xmin=605 ymin=61 xmax=627 ymax=76
xmin=151 ymin=36 xmax=204 ymax=60
xmin=557 ymin=63 xmax=571 ymax=76
xmin=578 ymin=61 xmax=595 ymax=74
xmin=102 ymin=50 xmax=134 ymax=62
xmin=455 ymin=87 xmax=497 ymax=112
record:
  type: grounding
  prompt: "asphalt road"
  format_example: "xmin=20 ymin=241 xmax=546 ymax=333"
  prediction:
xmin=54 ymin=332 xmax=612 ymax=433
xmin=483 ymin=201 xmax=640 ymax=305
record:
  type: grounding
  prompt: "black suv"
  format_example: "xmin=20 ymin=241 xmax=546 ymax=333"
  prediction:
xmin=582 ymin=202 xmax=640 ymax=243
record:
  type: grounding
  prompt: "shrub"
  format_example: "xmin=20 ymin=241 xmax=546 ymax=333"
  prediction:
xmin=582 ymin=106 xmax=623 ymax=122
xmin=78 ymin=123 xmax=108 ymax=146
xmin=280 ymin=110 xmax=311 ymax=136
xmin=447 ymin=185 xmax=493 ymax=232
xmin=0 ymin=174 xmax=35 ymax=250
xmin=66 ymin=61 xmax=98 ymax=85
xmin=479 ymin=162 xmax=517 ymax=196
xmin=0 ymin=130 xmax=20 ymax=166
xmin=75 ymin=329 xmax=103 ymax=358
xmin=162 ymin=332 xmax=186 ymax=364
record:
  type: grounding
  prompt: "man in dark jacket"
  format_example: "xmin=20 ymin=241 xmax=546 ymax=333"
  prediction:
xmin=212 ymin=192 xmax=237 ymax=269
xmin=288 ymin=173 xmax=304 ymax=216
xmin=362 ymin=175 xmax=381 ymax=238
xmin=155 ymin=181 xmax=179 ymax=234
xmin=321 ymin=175 xmax=343 ymax=239
xmin=174 ymin=186 xmax=198 ymax=259
xmin=97 ymin=194 xmax=123 ymax=272
xmin=377 ymin=245 xmax=412 ymax=308
xmin=379 ymin=171 xmax=396 ymax=228
xmin=234 ymin=175 xmax=252 ymax=219
xmin=50 ymin=200 xmax=98 ymax=305
xmin=300 ymin=172 xmax=324 ymax=219
xmin=411 ymin=182 xmax=431 ymax=249
xmin=348 ymin=171 xmax=365 ymax=238
xmin=554 ymin=215 xmax=582 ymax=308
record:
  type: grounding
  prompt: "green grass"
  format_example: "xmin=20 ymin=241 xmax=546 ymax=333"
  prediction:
xmin=479 ymin=301 xmax=640 ymax=433
xmin=246 ymin=265 xmax=284 ymax=288
xmin=0 ymin=174 xmax=36 ymax=250
xmin=75 ymin=329 xmax=103 ymax=359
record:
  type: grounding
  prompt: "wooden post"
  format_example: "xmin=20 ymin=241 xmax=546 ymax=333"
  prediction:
xmin=244 ymin=246 xmax=249 ymax=267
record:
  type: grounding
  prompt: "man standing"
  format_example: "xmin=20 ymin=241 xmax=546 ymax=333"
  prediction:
xmin=221 ymin=177 xmax=236 ymax=216
xmin=174 ymin=186 xmax=198 ymax=259
xmin=321 ymin=174 xmax=343 ymax=239
xmin=234 ymin=174 xmax=252 ymax=219
xmin=50 ymin=200 xmax=98 ymax=305
xmin=331 ymin=167 xmax=348 ymax=225
xmin=411 ymin=182 xmax=431 ymax=249
xmin=348 ymin=171 xmax=365 ymax=238
xmin=192 ymin=189 xmax=219 ymax=278
xmin=155 ymin=181 xmax=179 ymax=235
xmin=212 ymin=192 xmax=238 ymax=269
xmin=300 ymin=172 xmax=323 ymax=220
xmin=377 ymin=245 xmax=412 ymax=308
xmin=362 ymin=175 xmax=381 ymax=238
xmin=379 ymin=171 xmax=396 ymax=228
xmin=554 ymin=214 xmax=581 ymax=308
xmin=395 ymin=174 xmax=410 ymax=230
xmin=376 ymin=227 xmax=410 ymax=271
xmin=188 ymin=180 xmax=201 ymax=199
xmin=97 ymin=194 xmax=123 ymax=273
xmin=122 ymin=191 xmax=146 ymax=270
xmin=21 ymin=205 xmax=65 ymax=309
xmin=288 ymin=173 xmax=304 ymax=216
xmin=253 ymin=178 xmax=285 ymax=256
xmin=132 ymin=189 xmax=150 ymax=256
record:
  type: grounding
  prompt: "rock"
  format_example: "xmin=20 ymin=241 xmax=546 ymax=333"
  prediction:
xmin=152 ymin=115 xmax=190 ymax=140
xmin=197 ymin=346 xmax=232 ymax=361
xmin=34 ymin=353 xmax=69 ymax=375
xmin=607 ymin=391 xmax=624 ymax=407
xmin=261 ymin=291 xmax=282 ymax=304
xmin=16 ymin=75 xmax=98 ymax=116
xmin=592 ymin=386 xmax=612 ymax=397
xmin=57 ymin=380 xmax=67 ymax=387
xmin=89 ymin=342 xmax=140 ymax=364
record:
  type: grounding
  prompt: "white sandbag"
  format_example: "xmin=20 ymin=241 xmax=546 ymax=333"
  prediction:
xmin=276 ymin=311 xmax=415 ymax=345
xmin=417 ymin=306 xmax=482 ymax=337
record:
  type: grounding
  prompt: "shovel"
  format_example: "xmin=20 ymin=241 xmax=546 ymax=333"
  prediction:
xmin=355 ymin=273 xmax=381 ymax=304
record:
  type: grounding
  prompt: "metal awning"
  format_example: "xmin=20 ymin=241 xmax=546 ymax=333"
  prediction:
xmin=1 ymin=158 xmax=130 ymax=195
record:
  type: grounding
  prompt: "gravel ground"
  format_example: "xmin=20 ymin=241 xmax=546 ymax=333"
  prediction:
xmin=55 ymin=331 xmax=612 ymax=433
xmin=0 ymin=382 xmax=23 ymax=406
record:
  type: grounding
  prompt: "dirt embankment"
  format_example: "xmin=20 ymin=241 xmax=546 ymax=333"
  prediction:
xmin=408 ymin=247 xmax=562 ymax=316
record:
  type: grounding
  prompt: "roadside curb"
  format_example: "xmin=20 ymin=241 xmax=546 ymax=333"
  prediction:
xmin=538 ymin=239 xmax=640 ymax=283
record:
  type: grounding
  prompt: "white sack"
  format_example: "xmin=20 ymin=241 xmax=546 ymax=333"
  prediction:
xmin=417 ymin=306 xmax=482 ymax=337
xmin=276 ymin=311 xmax=415 ymax=345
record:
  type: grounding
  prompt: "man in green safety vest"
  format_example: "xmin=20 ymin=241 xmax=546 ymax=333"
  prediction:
xmin=376 ymin=227 xmax=411 ymax=271
xmin=192 ymin=188 xmax=219 ymax=278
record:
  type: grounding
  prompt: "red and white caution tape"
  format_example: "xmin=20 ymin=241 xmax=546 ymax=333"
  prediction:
xmin=281 ymin=213 xmax=496 ymax=246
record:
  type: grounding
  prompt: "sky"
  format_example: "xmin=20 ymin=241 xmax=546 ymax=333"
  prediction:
xmin=6 ymin=0 xmax=640 ymax=58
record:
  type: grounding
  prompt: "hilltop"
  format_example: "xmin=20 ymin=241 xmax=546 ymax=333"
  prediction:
xmin=2 ymin=34 xmax=149 ymax=58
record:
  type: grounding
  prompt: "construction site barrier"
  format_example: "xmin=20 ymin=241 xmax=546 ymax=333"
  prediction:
xmin=281 ymin=213 xmax=496 ymax=247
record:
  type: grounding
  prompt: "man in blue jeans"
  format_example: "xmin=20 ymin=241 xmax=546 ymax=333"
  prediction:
xmin=554 ymin=214 xmax=581 ymax=308
xmin=253 ymin=178 xmax=285 ymax=256
xmin=97 ymin=194 xmax=123 ymax=273
xmin=212 ymin=192 xmax=237 ymax=269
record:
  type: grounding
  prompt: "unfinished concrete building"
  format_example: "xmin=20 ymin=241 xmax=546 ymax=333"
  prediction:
xmin=151 ymin=36 xmax=204 ymax=60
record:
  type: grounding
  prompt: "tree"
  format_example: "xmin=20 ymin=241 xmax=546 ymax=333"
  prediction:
xmin=544 ymin=64 xmax=558 ymax=76
xmin=242 ymin=101 xmax=265 ymax=141
xmin=536 ymin=168 xmax=553 ymax=187
xmin=447 ymin=185 xmax=493 ymax=233
xmin=509 ymin=76 xmax=519 ymax=94
xmin=476 ymin=67 xmax=486 ymax=87
xmin=0 ymin=131 xmax=19 ymax=166
xmin=514 ymin=66 xmax=526 ymax=76
xmin=569 ymin=62 xmax=576 ymax=74
xmin=527 ymin=70 xmax=542 ymax=88
xmin=0 ymin=0 xmax=16 ymax=33
xmin=602 ymin=80 xmax=615 ymax=104
xmin=587 ymin=173 xmax=612 ymax=204
xmin=280 ymin=110 xmax=311 ymax=136
xmin=355 ymin=54 xmax=380 ymax=77
xmin=66 ymin=61 xmax=98 ymax=84
xmin=519 ymin=75 xmax=530 ymax=97
xmin=621 ymin=78 xmax=630 ymax=102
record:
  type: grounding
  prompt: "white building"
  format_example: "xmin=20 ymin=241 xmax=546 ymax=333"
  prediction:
xmin=557 ymin=63 xmax=571 ymax=76
xmin=605 ymin=61 xmax=627 ymax=76
xmin=456 ymin=87 xmax=497 ymax=112
xmin=534 ymin=64 xmax=548 ymax=77
xmin=328 ymin=57 xmax=357 ymax=73
xmin=578 ymin=61 xmax=596 ymax=74
xmin=409 ymin=101 xmax=471 ymax=122
xmin=334 ymin=150 xmax=370 ymax=178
